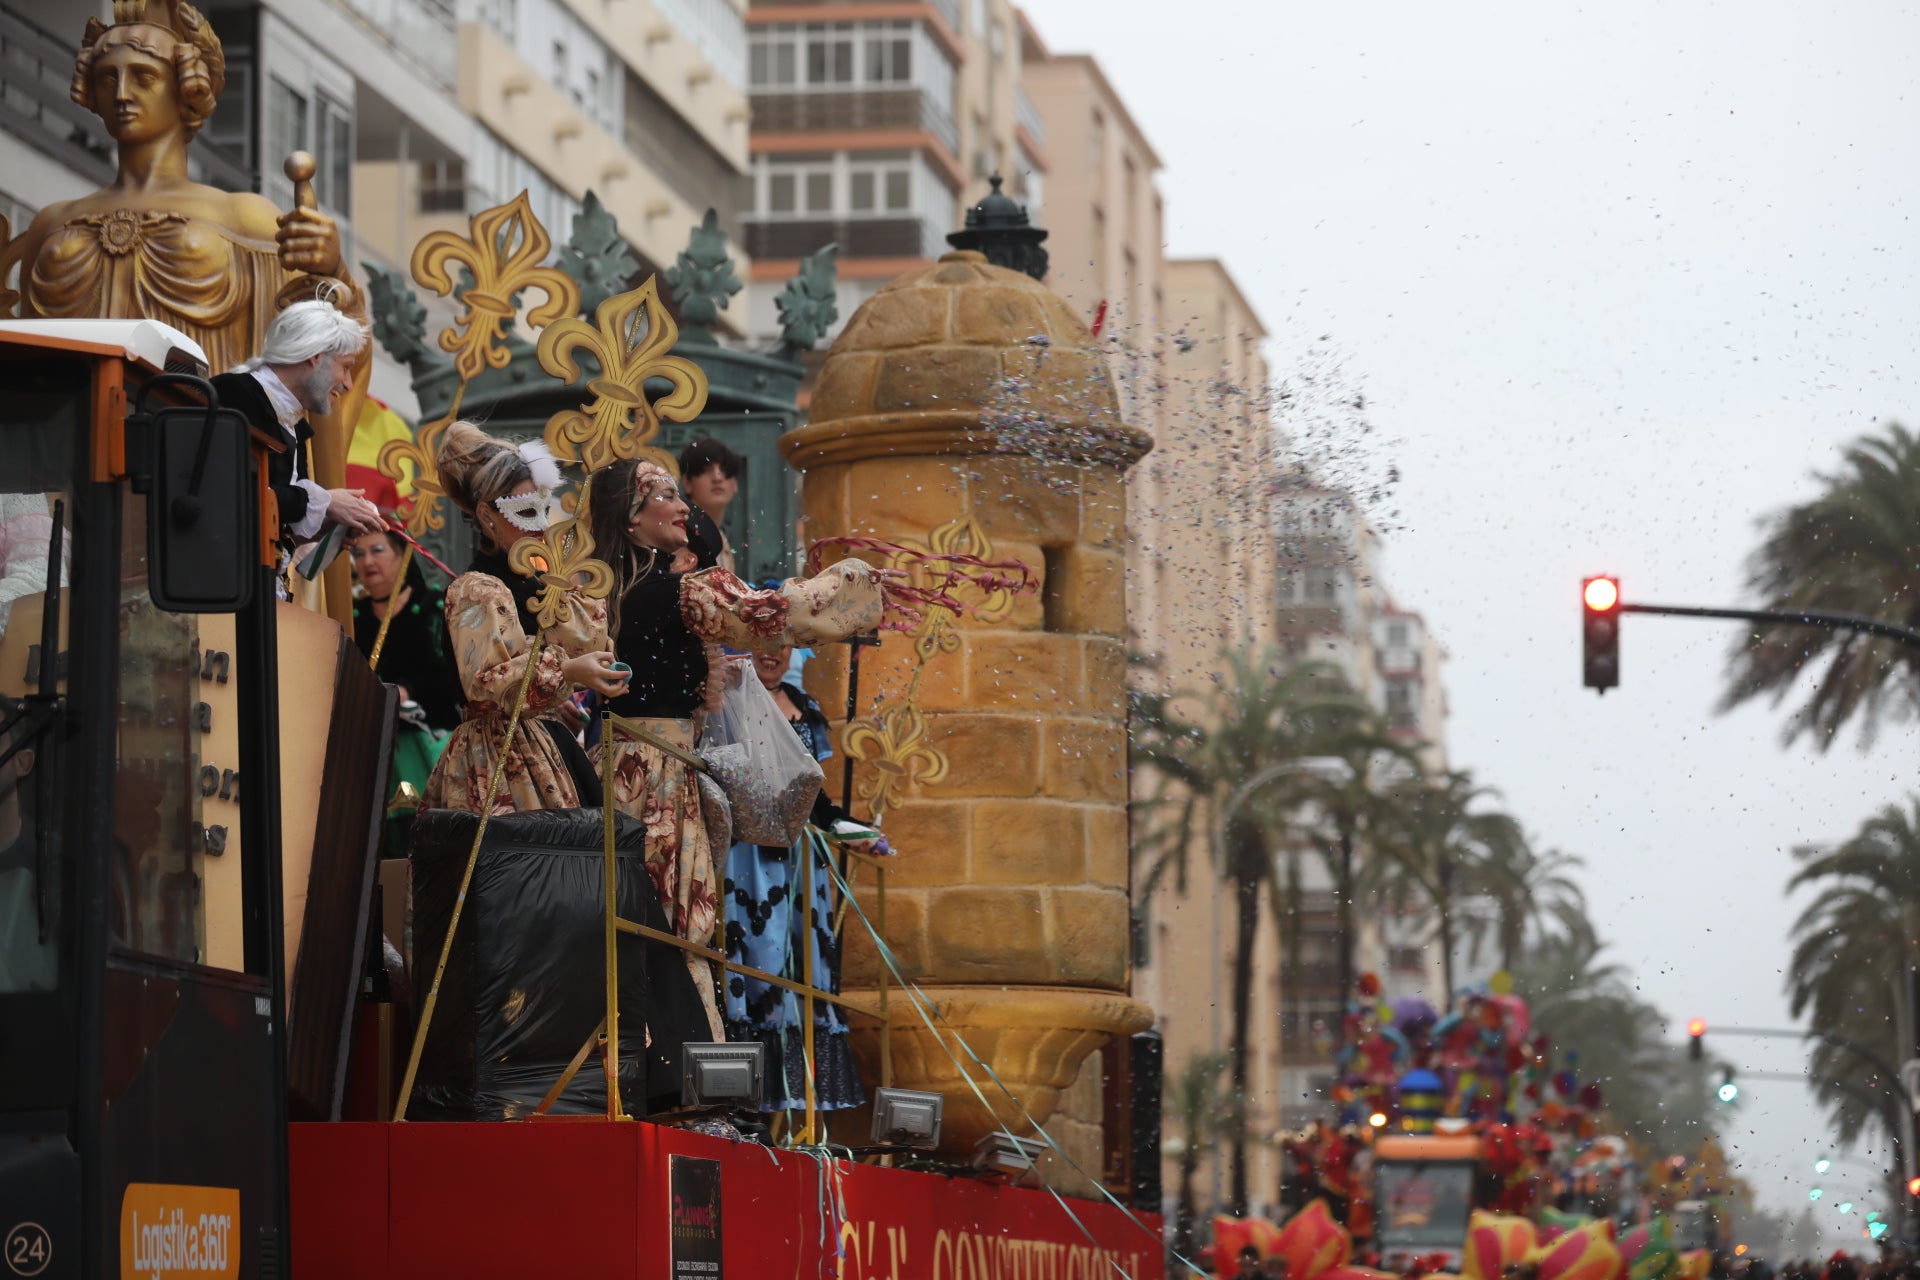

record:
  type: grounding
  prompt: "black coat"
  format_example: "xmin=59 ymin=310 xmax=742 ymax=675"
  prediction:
xmin=209 ymin=370 xmax=316 ymax=544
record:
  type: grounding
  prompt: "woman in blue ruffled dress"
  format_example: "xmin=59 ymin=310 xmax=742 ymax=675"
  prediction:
xmin=722 ymin=640 xmax=877 ymax=1114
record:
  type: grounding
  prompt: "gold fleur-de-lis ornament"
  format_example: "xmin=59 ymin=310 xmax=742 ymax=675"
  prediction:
xmin=538 ymin=275 xmax=708 ymax=472
xmin=380 ymin=192 xmax=582 ymax=536
xmin=508 ymin=484 xmax=614 ymax=632
xmin=843 ymin=702 xmax=949 ymax=822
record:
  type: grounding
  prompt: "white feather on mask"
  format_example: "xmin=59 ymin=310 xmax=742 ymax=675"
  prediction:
xmin=516 ymin=439 xmax=563 ymax=492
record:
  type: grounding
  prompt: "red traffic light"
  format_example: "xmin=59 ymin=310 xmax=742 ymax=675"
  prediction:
xmin=1687 ymin=1018 xmax=1706 ymax=1037
xmin=1584 ymin=576 xmax=1621 ymax=612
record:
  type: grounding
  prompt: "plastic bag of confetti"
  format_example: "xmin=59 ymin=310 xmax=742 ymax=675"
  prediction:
xmin=698 ymin=657 xmax=822 ymax=846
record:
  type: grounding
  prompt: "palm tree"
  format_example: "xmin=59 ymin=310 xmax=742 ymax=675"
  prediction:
xmin=1129 ymin=649 xmax=1369 ymax=1217
xmin=1279 ymin=708 xmax=1423 ymax=1022
xmin=1371 ymin=769 xmax=1532 ymax=994
xmin=1721 ymin=421 xmax=1920 ymax=748
xmin=1475 ymin=841 xmax=1586 ymax=974
xmin=1786 ymin=801 xmax=1920 ymax=1146
xmin=1167 ymin=1052 xmax=1240 ymax=1259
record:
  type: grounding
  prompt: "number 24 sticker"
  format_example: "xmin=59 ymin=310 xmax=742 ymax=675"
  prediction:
xmin=3 ymin=1222 xmax=50 ymax=1278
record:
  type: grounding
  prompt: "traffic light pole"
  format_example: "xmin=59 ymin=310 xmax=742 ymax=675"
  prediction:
xmin=1619 ymin=603 xmax=1920 ymax=652
xmin=1708 ymin=1025 xmax=1919 ymax=1242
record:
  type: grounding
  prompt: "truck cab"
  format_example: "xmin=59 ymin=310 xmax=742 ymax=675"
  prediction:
xmin=0 ymin=319 xmax=291 ymax=1280
xmin=1372 ymin=1134 xmax=1486 ymax=1272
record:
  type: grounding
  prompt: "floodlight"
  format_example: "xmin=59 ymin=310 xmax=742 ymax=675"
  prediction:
xmin=973 ymin=1132 xmax=1046 ymax=1175
xmin=870 ymin=1088 xmax=944 ymax=1149
xmin=681 ymin=1042 xmax=765 ymax=1107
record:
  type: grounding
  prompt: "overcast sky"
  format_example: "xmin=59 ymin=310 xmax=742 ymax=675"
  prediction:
xmin=1017 ymin=0 xmax=1920 ymax=1236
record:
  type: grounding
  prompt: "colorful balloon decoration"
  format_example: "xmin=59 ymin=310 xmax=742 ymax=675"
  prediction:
xmin=1461 ymin=1211 xmax=1538 ymax=1280
xmin=1526 ymin=1219 xmax=1623 ymax=1280
xmin=1272 ymin=1198 xmax=1354 ymax=1280
xmin=1619 ymin=1217 xmax=1680 ymax=1280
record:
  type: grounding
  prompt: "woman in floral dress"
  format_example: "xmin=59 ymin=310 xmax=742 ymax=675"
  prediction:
xmin=584 ymin=457 xmax=890 ymax=1040
xmin=423 ymin=423 xmax=630 ymax=815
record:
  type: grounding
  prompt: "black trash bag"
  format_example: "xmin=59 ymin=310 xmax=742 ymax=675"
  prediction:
xmin=406 ymin=807 xmax=715 ymax=1120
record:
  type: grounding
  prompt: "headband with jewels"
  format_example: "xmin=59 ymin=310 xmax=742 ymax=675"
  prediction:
xmin=76 ymin=0 xmax=227 ymax=105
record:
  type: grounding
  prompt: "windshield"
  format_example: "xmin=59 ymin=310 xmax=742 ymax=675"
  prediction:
xmin=0 ymin=361 xmax=79 ymax=994
xmin=1375 ymin=1161 xmax=1476 ymax=1247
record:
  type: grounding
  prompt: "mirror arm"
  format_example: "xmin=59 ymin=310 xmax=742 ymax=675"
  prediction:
xmin=130 ymin=376 xmax=222 ymax=525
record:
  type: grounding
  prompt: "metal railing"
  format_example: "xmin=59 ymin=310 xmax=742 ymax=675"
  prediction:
xmin=653 ymin=0 xmax=749 ymax=93
xmin=750 ymin=85 xmax=958 ymax=155
xmin=1014 ymin=85 xmax=1044 ymax=147
xmin=580 ymin=711 xmax=895 ymax=1142
xmin=743 ymin=215 xmax=940 ymax=262
xmin=333 ymin=0 xmax=460 ymax=92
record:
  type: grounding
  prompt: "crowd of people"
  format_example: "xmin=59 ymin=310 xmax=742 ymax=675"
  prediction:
xmin=232 ymin=298 xmax=893 ymax=1116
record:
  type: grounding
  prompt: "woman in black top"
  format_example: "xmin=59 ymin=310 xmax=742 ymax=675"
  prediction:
xmin=348 ymin=528 xmax=463 ymax=733
xmin=583 ymin=458 xmax=890 ymax=1041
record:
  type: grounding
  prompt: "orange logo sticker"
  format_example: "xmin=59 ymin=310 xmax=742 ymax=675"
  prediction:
xmin=118 ymin=1184 xmax=239 ymax=1280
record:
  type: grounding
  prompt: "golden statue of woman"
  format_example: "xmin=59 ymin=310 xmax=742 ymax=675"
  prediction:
xmin=0 ymin=0 xmax=360 ymax=368
xmin=0 ymin=0 xmax=368 ymax=623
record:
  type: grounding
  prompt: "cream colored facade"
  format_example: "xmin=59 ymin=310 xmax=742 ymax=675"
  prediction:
xmin=1017 ymin=43 xmax=1164 ymax=438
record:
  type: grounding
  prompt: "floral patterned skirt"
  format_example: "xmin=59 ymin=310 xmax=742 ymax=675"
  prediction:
xmin=423 ymin=712 xmax=581 ymax=815
xmin=590 ymin=724 xmax=723 ymax=1041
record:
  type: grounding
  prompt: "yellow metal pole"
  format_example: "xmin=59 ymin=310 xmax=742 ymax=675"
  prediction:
xmin=602 ymin=710 xmax=624 ymax=1120
xmin=877 ymin=862 xmax=891 ymax=1089
xmin=393 ymin=625 xmax=543 ymax=1121
xmin=366 ymin=541 xmax=415 ymax=673
xmin=802 ymin=832 xmax=817 ymax=1145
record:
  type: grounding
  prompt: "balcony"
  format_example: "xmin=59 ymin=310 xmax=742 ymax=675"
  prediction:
xmin=654 ymin=0 xmax=750 ymax=91
xmin=743 ymin=214 xmax=942 ymax=261
xmin=751 ymin=87 xmax=957 ymax=157
xmin=1014 ymin=84 xmax=1044 ymax=147
xmin=334 ymin=0 xmax=458 ymax=91
xmin=0 ymin=2 xmax=252 ymax=194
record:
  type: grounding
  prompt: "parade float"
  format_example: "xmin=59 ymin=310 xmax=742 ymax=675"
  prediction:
xmin=1216 ymin=976 xmax=1721 ymax=1280
xmin=0 ymin=4 xmax=1166 ymax=1276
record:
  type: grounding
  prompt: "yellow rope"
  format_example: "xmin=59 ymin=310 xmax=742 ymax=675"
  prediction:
xmin=392 ymin=624 xmax=546 ymax=1121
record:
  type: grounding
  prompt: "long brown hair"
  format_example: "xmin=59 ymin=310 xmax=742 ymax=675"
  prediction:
xmin=587 ymin=458 xmax=647 ymax=638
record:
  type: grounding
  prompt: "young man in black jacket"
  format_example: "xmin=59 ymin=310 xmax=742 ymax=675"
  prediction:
xmin=210 ymin=298 xmax=384 ymax=553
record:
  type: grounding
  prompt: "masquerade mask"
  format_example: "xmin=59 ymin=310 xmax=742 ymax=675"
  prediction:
xmin=494 ymin=488 xmax=560 ymax=533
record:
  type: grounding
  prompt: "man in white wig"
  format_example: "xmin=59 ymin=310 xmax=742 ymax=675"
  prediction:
xmin=212 ymin=294 xmax=385 ymax=556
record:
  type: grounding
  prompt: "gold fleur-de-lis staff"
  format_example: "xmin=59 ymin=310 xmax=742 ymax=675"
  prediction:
xmin=538 ymin=275 xmax=708 ymax=473
xmin=379 ymin=191 xmax=582 ymax=538
xmin=508 ymin=482 xmax=614 ymax=631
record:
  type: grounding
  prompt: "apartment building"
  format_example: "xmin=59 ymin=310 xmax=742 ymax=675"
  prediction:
xmin=739 ymin=0 xmax=1032 ymax=342
xmin=1016 ymin=30 xmax=1160 ymax=434
xmin=0 ymin=0 xmax=753 ymax=416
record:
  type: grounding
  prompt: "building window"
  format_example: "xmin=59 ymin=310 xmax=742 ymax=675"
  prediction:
xmin=804 ymin=171 xmax=833 ymax=213
xmin=752 ymin=21 xmax=953 ymax=113
xmin=419 ymin=159 xmax=469 ymax=214
xmin=768 ymin=171 xmax=796 ymax=213
xmin=1385 ymin=621 xmax=1408 ymax=648
xmin=865 ymin=32 xmax=911 ymax=82
xmin=1385 ymin=678 xmax=1417 ymax=729
xmin=1088 ymin=110 xmax=1104 ymax=176
xmin=203 ymin=60 xmax=254 ymax=169
xmin=806 ymin=24 xmax=855 ymax=84
xmin=315 ymin=95 xmax=352 ymax=213
xmin=267 ymin=77 xmax=308 ymax=181
xmin=748 ymin=152 xmax=942 ymax=222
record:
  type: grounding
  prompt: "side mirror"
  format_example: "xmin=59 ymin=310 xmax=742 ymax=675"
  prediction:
xmin=144 ymin=394 xmax=257 ymax=613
